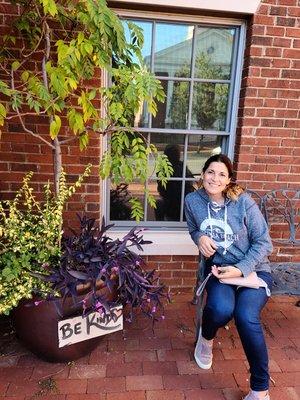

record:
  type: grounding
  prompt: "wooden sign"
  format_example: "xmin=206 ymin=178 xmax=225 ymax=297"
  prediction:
xmin=58 ymin=306 xmax=123 ymax=348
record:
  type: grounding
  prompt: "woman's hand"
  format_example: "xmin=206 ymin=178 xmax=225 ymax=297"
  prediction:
xmin=211 ymin=265 xmax=243 ymax=279
xmin=198 ymin=235 xmax=218 ymax=257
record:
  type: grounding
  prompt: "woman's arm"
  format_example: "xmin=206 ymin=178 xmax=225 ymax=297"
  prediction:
xmin=235 ymin=199 xmax=273 ymax=277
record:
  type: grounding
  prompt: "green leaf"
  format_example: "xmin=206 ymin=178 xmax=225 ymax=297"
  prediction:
xmin=129 ymin=197 xmax=144 ymax=222
xmin=77 ymin=31 xmax=85 ymax=44
xmin=84 ymin=42 xmax=93 ymax=55
xmin=21 ymin=71 xmax=30 ymax=82
xmin=0 ymin=103 xmax=6 ymax=119
xmin=12 ymin=61 xmax=20 ymax=71
xmin=49 ymin=115 xmax=61 ymax=139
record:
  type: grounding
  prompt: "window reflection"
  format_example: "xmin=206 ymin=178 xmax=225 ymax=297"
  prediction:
xmin=147 ymin=144 xmax=196 ymax=222
xmin=154 ymin=23 xmax=193 ymax=78
xmin=194 ymin=28 xmax=235 ymax=80
xmin=191 ymin=83 xmax=229 ymax=131
xmin=152 ymin=80 xmax=190 ymax=129
xmin=123 ymin=20 xmax=152 ymax=68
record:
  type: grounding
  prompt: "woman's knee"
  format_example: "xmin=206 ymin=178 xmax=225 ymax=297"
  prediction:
xmin=234 ymin=308 xmax=260 ymax=329
xmin=204 ymin=303 xmax=233 ymax=325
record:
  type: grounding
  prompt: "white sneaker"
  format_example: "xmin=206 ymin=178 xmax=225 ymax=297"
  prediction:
xmin=194 ymin=329 xmax=213 ymax=369
xmin=243 ymin=390 xmax=270 ymax=400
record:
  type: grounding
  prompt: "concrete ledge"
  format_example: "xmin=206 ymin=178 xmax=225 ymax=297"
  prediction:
xmin=110 ymin=0 xmax=261 ymax=15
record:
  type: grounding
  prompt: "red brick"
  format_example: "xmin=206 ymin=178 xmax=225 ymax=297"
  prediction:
xmin=0 ymin=397 xmax=24 ymax=400
xmin=126 ymin=375 xmax=163 ymax=391
xmin=6 ymin=380 xmax=40 ymax=397
xmin=253 ymin=15 xmax=275 ymax=25
xmin=273 ymin=37 xmax=292 ymax=47
xmin=271 ymin=372 xmax=300 ymax=386
xmin=233 ymin=373 xmax=250 ymax=388
xmin=0 ymin=366 xmax=33 ymax=380
xmin=184 ymin=388 xmax=225 ymax=400
xmin=149 ymin=256 xmax=172 ymax=262
xmin=163 ymin=374 xmax=200 ymax=390
xmin=107 ymin=392 xmax=145 ymax=400
xmin=31 ymin=364 xmax=69 ymax=379
xmin=89 ymin=349 xmax=124 ymax=364
xmin=106 ymin=362 xmax=143 ymax=377
xmin=172 ymin=255 xmax=197 ymax=261
xmin=143 ymin=361 xmax=178 ymax=375
xmin=286 ymin=27 xmax=300 ymax=37
xmin=276 ymin=359 xmax=300 ymax=372
xmin=288 ymin=7 xmax=300 ymax=17
xmin=266 ymin=24 xmax=286 ymax=35
xmin=27 ymin=396 xmax=66 ymax=400
xmin=0 ymin=381 xmax=8 ymax=396
xmin=199 ymin=373 xmax=237 ymax=389
xmin=55 ymin=379 xmax=87 ymax=394
xmin=270 ymin=6 xmax=287 ymax=16
xmin=283 ymin=48 xmax=300 ymax=58
xmin=124 ymin=350 xmax=157 ymax=363
xmin=146 ymin=390 xmax=184 ymax=400
xmin=157 ymin=349 xmax=191 ymax=362
xmin=269 ymin=387 xmax=300 ymax=400
xmin=274 ymin=59 xmax=292 ymax=69
xmin=69 ymin=365 xmax=106 ymax=379
xmin=87 ymin=377 xmax=125 ymax=393
xmin=265 ymin=47 xmax=282 ymax=57
xmin=276 ymin=16 xmax=296 ymax=26
xmin=67 ymin=395 xmax=106 ymax=400
xmin=212 ymin=360 xmax=248 ymax=374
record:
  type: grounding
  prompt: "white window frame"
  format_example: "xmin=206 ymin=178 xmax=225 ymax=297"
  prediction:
xmin=100 ymin=10 xmax=247 ymax=255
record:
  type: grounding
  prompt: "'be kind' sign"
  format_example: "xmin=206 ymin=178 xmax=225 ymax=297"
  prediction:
xmin=58 ymin=306 xmax=123 ymax=348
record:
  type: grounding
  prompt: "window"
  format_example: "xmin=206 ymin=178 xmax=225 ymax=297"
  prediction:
xmin=107 ymin=14 xmax=245 ymax=229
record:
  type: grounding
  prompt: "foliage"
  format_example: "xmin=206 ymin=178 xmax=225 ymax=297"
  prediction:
xmin=169 ymin=52 xmax=228 ymax=130
xmin=0 ymin=0 xmax=172 ymax=219
xmin=35 ymin=216 xmax=168 ymax=322
xmin=0 ymin=166 xmax=91 ymax=315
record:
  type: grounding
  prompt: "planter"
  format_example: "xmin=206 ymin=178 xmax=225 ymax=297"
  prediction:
xmin=12 ymin=282 xmax=117 ymax=363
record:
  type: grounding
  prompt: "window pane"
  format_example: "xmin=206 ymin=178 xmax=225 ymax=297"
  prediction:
xmin=191 ymin=82 xmax=229 ymax=131
xmin=123 ymin=20 xmax=153 ymax=69
xmin=148 ymin=133 xmax=185 ymax=179
xmin=194 ymin=28 xmax=235 ymax=80
xmin=186 ymin=135 xmax=222 ymax=178
xmin=133 ymin=101 xmax=149 ymax=128
xmin=148 ymin=179 xmax=183 ymax=221
xmin=110 ymin=182 xmax=145 ymax=221
xmin=152 ymin=80 xmax=190 ymax=129
xmin=154 ymin=23 xmax=194 ymax=78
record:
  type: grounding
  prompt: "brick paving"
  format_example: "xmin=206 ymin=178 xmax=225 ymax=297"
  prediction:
xmin=0 ymin=294 xmax=299 ymax=400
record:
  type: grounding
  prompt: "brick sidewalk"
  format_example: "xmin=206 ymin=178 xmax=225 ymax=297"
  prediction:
xmin=0 ymin=294 xmax=299 ymax=400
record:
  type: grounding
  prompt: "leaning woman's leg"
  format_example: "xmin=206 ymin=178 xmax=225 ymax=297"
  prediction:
xmin=202 ymin=277 xmax=235 ymax=340
xmin=234 ymin=274 xmax=272 ymax=392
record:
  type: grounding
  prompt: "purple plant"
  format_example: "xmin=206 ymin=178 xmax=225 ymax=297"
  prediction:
xmin=36 ymin=216 xmax=169 ymax=323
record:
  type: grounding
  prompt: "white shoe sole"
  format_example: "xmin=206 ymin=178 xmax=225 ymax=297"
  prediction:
xmin=194 ymin=330 xmax=213 ymax=370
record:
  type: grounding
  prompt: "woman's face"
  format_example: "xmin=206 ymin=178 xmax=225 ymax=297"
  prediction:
xmin=202 ymin=161 xmax=231 ymax=201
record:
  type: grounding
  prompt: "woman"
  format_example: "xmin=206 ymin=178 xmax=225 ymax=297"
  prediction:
xmin=184 ymin=154 xmax=273 ymax=400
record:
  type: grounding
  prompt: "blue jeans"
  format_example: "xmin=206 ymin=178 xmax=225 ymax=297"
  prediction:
xmin=201 ymin=270 xmax=273 ymax=391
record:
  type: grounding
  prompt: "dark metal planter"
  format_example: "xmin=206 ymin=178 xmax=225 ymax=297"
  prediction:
xmin=12 ymin=283 xmax=117 ymax=363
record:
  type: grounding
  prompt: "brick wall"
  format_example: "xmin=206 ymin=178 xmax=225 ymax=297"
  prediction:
xmin=0 ymin=0 xmax=299 ymax=294
xmin=235 ymin=0 xmax=300 ymax=270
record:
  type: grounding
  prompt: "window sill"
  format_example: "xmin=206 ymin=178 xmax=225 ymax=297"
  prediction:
xmin=109 ymin=230 xmax=199 ymax=255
